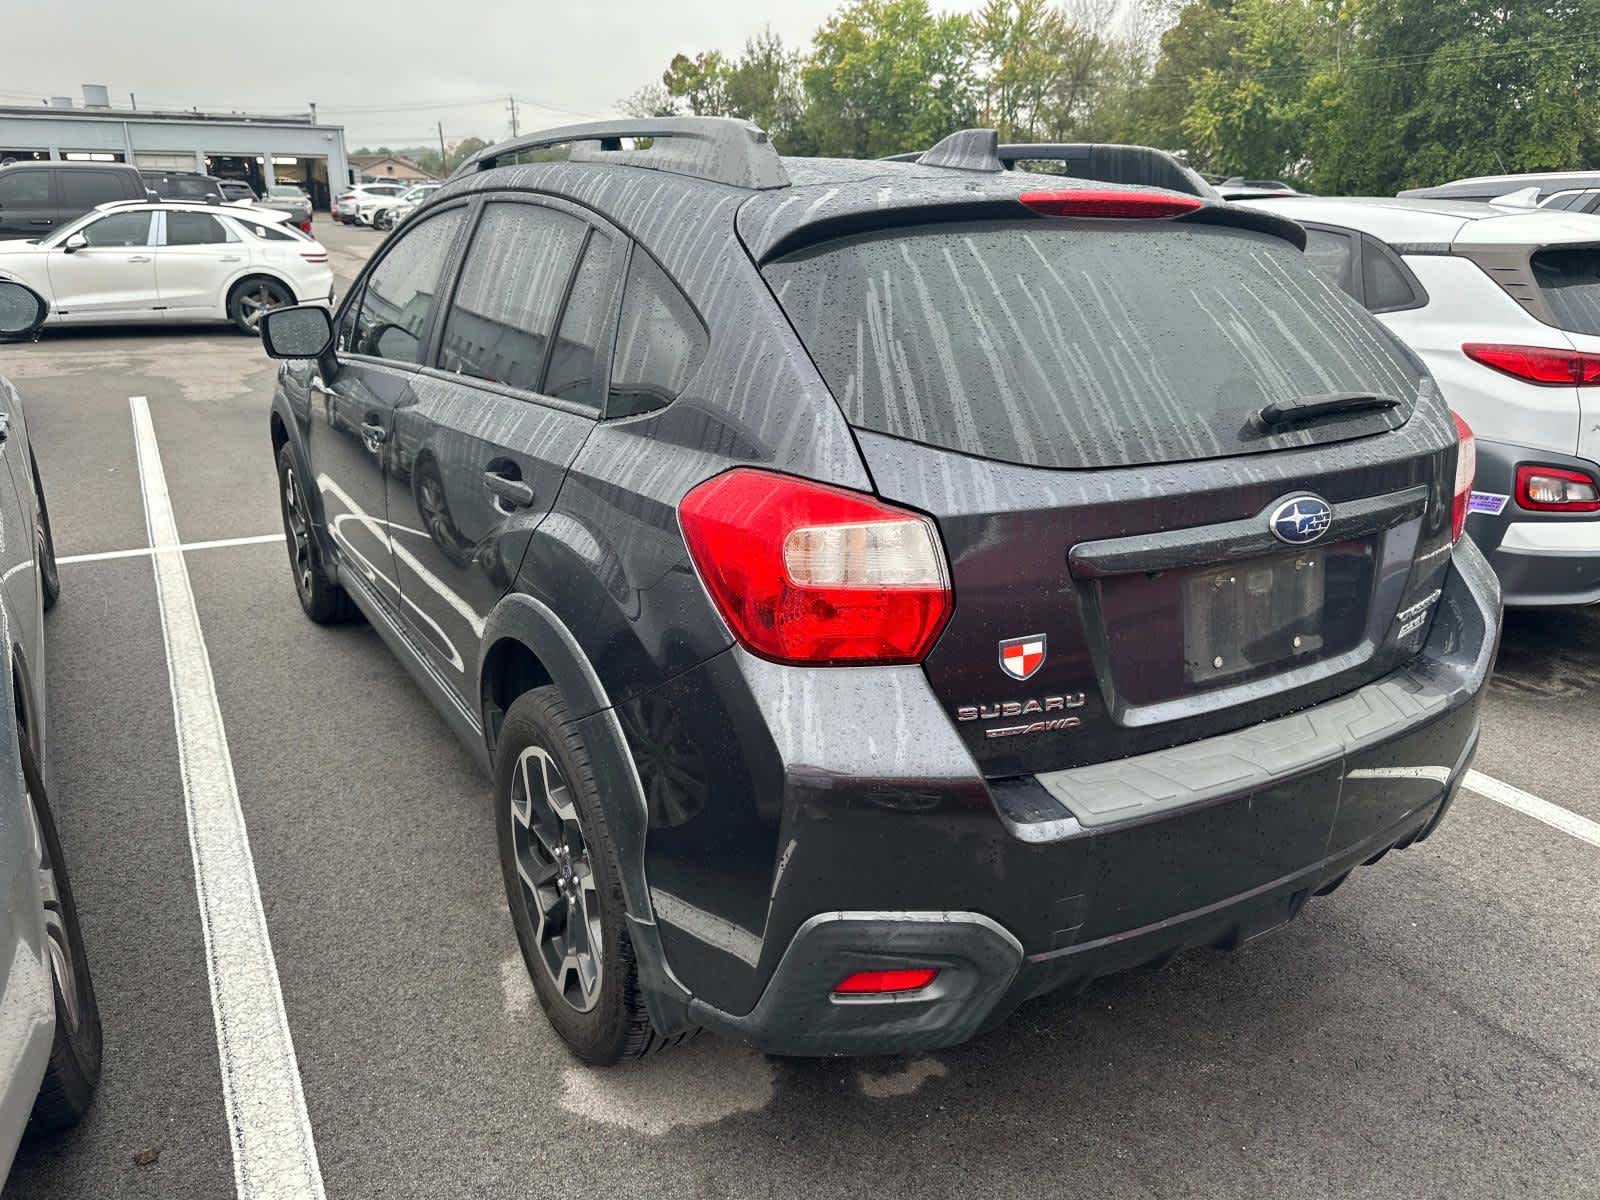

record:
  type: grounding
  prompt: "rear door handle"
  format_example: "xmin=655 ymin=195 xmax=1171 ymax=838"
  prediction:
xmin=28 ymin=219 xmax=51 ymax=226
xmin=359 ymin=420 xmax=388 ymax=450
xmin=127 ymin=255 xmax=152 ymax=263
xmin=482 ymin=471 xmax=535 ymax=509
xmin=219 ymin=255 xmax=242 ymax=263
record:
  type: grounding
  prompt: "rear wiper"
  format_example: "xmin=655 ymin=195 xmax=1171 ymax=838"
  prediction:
xmin=1256 ymin=391 xmax=1399 ymax=428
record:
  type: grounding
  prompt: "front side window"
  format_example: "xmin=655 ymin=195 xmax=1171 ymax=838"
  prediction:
xmin=59 ymin=171 xmax=127 ymax=208
xmin=0 ymin=170 xmax=50 ymax=207
xmin=608 ymin=251 xmax=706 ymax=418
xmin=353 ymin=209 xmax=465 ymax=363
xmin=82 ymin=211 xmax=153 ymax=247
xmin=164 ymin=212 xmax=232 ymax=246
xmin=438 ymin=202 xmax=586 ymax=393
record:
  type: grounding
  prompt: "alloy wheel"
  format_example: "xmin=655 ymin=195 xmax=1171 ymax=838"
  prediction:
xmin=282 ymin=464 xmax=313 ymax=602
xmin=509 ymin=745 xmax=603 ymax=1013
xmin=239 ymin=283 xmax=287 ymax=330
xmin=25 ymin=778 xmax=82 ymax=1034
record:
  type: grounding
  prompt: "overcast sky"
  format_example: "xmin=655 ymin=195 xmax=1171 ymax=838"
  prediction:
xmin=4 ymin=0 xmax=997 ymax=150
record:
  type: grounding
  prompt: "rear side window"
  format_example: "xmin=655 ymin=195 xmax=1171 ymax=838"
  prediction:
xmin=544 ymin=231 xmax=622 ymax=412
xmin=238 ymin=220 xmax=299 ymax=242
xmin=765 ymin=221 xmax=1424 ymax=470
xmin=1302 ymin=228 xmax=1357 ymax=298
xmin=607 ymin=252 xmax=706 ymax=418
xmin=1532 ymin=248 xmax=1600 ymax=336
xmin=0 ymin=170 xmax=49 ymax=206
xmin=59 ymin=171 xmax=128 ymax=208
xmin=353 ymin=209 xmax=465 ymax=363
xmin=1360 ymin=236 xmax=1423 ymax=312
xmin=438 ymin=202 xmax=586 ymax=393
xmin=165 ymin=212 xmax=232 ymax=246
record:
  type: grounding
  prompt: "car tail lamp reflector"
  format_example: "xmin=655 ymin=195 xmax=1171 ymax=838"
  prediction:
xmin=1516 ymin=465 xmax=1600 ymax=512
xmin=834 ymin=968 xmax=939 ymax=995
xmin=678 ymin=469 xmax=953 ymax=666
xmin=1461 ymin=343 xmax=1600 ymax=386
xmin=1452 ymin=411 xmax=1476 ymax=542
xmin=299 ymin=219 xmax=312 ymax=234
xmin=299 ymin=249 xmax=328 ymax=263
xmin=1019 ymin=189 xmax=1205 ymax=219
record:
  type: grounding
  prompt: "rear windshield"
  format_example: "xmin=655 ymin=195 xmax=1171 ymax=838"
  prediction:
xmin=1532 ymin=247 xmax=1600 ymax=335
xmin=764 ymin=221 xmax=1424 ymax=470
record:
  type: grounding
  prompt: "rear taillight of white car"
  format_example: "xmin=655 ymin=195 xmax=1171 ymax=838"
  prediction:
xmin=678 ymin=468 xmax=953 ymax=665
xmin=1451 ymin=411 xmax=1476 ymax=542
xmin=299 ymin=248 xmax=328 ymax=264
xmin=1462 ymin=343 xmax=1600 ymax=385
xmin=1516 ymin=465 xmax=1600 ymax=512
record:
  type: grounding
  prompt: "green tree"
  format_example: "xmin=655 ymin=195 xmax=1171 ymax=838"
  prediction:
xmin=725 ymin=30 xmax=810 ymax=151
xmin=663 ymin=51 xmax=732 ymax=116
xmin=801 ymin=0 xmax=980 ymax=157
xmin=618 ymin=83 xmax=678 ymax=118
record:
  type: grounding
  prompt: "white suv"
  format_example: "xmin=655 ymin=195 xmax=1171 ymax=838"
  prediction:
xmin=1240 ymin=195 xmax=1600 ymax=607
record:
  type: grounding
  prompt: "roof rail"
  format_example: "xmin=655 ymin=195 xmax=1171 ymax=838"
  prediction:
xmin=453 ymin=117 xmax=790 ymax=190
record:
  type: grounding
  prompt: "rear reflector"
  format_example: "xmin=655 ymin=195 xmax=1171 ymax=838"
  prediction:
xmin=1516 ymin=464 xmax=1600 ymax=512
xmin=834 ymin=968 xmax=939 ymax=995
xmin=1019 ymin=189 xmax=1205 ymax=219
xmin=1462 ymin=343 xmax=1600 ymax=386
xmin=678 ymin=469 xmax=952 ymax=665
xmin=300 ymin=250 xmax=328 ymax=262
xmin=1451 ymin=411 xmax=1476 ymax=542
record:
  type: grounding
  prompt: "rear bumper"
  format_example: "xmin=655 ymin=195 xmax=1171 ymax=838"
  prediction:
xmin=1467 ymin=437 xmax=1600 ymax=606
xmin=653 ymin=538 xmax=1500 ymax=1056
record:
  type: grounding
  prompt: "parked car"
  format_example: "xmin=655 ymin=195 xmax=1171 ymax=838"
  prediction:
xmin=369 ymin=183 xmax=440 ymax=231
xmin=0 ymin=278 xmax=101 ymax=1178
xmin=1237 ymin=194 xmax=1600 ymax=606
xmin=1399 ymin=170 xmax=1600 ymax=205
xmin=1216 ymin=176 xmax=1301 ymax=199
xmin=0 ymin=161 xmax=149 ymax=241
xmin=218 ymin=179 xmax=259 ymax=203
xmin=333 ymin=183 xmax=406 ymax=224
xmin=0 ymin=200 xmax=333 ymax=334
xmin=257 ymin=184 xmax=314 ymax=231
xmin=139 ymin=170 xmax=226 ymax=204
xmin=261 ymin=118 xmax=1498 ymax=1064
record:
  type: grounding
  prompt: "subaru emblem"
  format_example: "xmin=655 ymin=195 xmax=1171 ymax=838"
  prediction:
xmin=1269 ymin=495 xmax=1333 ymax=545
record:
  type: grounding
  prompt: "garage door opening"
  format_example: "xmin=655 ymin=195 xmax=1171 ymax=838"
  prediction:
xmin=266 ymin=156 xmax=331 ymax=212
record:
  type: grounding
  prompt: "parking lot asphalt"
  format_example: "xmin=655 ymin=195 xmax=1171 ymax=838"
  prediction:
xmin=2 ymin=217 xmax=1597 ymax=1200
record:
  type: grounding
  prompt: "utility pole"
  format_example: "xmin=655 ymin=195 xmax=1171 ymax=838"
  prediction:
xmin=129 ymin=92 xmax=136 ymax=110
xmin=309 ymin=101 xmax=318 ymax=124
xmin=507 ymin=94 xmax=519 ymax=139
xmin=438 ymin=122 xmax=447 ymax=170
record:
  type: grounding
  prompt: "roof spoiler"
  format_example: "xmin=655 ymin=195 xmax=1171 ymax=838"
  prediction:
xmin=887 ymin=133 xmax=1217 ymax=200
xmin=452 ymin=117 xmax=791 ymax=191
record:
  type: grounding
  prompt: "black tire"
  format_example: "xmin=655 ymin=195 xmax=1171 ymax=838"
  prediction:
xmin=21 ymin=732 xmax=102 ymax=1136
xmin=276 ymin=444 xmax=358 ymax=624
xmin=30 ymin=449 xmax=59 ymax=612
xmin=375 ymin=210 xmax=393 ymax=232
xmin=497 ymin=686 xmax=682 ymax=1064
xmin=228 ymin=277 xmax=293 ymax=336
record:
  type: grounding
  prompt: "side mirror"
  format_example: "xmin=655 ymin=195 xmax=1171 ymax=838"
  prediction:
xmin=260 ymin=304 xmax=335 ymax=360
xmin=0 ymin=279 xmax=48 ymax=340
xmin=62 ymin=233 xmax=87 ymax=253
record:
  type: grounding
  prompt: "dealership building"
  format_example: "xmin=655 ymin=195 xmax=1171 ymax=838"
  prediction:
xmin=0 ymin=85 xmax=351 ymax=210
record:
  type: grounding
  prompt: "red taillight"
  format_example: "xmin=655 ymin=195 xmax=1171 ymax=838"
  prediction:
xmin=678 ymin=469 xmax=953 ymax=666
xmin=834 ymin=968 xmax=939 ymax=995
xmin=1462 ymin=343 xmax=1600 ymax=386
xmin=299 ymin=219 xmax=312 ymax=234
xmin=1516 ymin=464 xmax=1600 ymax=512
xmin=1451 ymin=411 xmax=1476 ymax=542
xmin=1019 ymin=189 xmax=1205 ymax=219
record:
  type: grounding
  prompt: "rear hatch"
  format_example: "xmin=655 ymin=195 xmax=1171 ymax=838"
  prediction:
xmin=760 ymin=207 xmax=1460 ymax=776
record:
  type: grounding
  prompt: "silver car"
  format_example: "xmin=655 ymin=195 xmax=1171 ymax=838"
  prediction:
xmin=0 ymin=279 xmax=100 ymax=1180
xmin=258 ymin=184 xmax=314 ymax=230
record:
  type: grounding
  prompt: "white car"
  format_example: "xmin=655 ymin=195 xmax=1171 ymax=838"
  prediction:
xmin=1240 ymin=195 xmax=1600 ymax=606
xmin=334 ymin=183 xmax=407 ymax=225
xmin=0 ymin=200 xmax=333 ymax=334
xmin=367 ymin=183 xmax=440 ymax=231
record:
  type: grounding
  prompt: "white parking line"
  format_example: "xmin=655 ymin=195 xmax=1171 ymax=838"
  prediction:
xmin=130 ymin=396 xmax=325 ymax=1200
xmin=59 ymin=532 xmax=286 ymax=565
xmin=1464 ymin=770 xmax=1600 ymax=849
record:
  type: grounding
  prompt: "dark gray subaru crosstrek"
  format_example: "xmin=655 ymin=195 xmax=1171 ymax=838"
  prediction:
xmin=259 ymin=118 xmax=1501 ymax=1063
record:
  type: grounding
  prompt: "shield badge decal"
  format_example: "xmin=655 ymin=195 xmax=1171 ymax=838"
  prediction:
xmin=999 ymin=634 xmax=1046 ymax=681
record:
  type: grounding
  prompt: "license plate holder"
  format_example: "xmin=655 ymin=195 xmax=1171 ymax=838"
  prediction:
xmin=1184 ymin=550 xmax=1327 ymax=686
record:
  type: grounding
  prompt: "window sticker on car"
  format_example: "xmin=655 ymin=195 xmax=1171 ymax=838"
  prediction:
xmin=1469 ymin=491 xmax=1510 ymax=515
